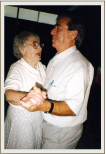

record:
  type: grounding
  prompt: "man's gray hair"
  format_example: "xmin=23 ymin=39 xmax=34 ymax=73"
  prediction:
xmin=56 ymin=14 xmax=85 ymax=48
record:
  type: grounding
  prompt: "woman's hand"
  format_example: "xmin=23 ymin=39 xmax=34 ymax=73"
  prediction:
xmin=20 ymin=86 xmax=47 ymax=111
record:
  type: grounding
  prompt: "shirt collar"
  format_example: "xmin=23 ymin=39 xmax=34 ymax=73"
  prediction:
xmin=19 ymin=58 xmax=39 ymax=73
xmin=53 ymin=45 xmax=77 ymax=62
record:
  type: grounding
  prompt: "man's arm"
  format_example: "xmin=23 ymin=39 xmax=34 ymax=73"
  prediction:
xmin=42 ymin=99 xmax=76 ymax=116
xmin=20 ymin=87 xmax=76 ymax=116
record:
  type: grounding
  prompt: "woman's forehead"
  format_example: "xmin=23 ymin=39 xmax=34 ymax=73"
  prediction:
xmin=26 ymin=36 xmax=39 ymax=42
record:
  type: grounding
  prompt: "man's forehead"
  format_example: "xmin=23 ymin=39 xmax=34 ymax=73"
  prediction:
xmin=56 ymin=17 xmax=70 ymax=26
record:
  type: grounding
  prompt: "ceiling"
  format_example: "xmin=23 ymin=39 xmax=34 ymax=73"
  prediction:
xmin=7 ymin=5 xmax=101 ymax=23
xmin=9 ymin=5 xmax=81 ymax=15
xmin=5 ymin=5 xmax=84 ymax=25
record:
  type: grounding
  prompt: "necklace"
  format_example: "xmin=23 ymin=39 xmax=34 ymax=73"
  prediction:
xmin=35 ymin=66 xmax=37 ymax=69
xmin=33 ymin=63 xmax=38 ymax=70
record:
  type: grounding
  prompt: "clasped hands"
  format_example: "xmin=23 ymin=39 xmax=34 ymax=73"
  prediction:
xmin=20 ymin=86 xmax=47 ymax=112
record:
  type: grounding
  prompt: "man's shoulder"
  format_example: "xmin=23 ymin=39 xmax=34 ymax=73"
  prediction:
xmin=71 ymin=50 xmax=90 ymax=65
xmin=65 ymin=50 xmax=93 ymax=72
xmin=47 ymin=57 xmax=54 ymax=67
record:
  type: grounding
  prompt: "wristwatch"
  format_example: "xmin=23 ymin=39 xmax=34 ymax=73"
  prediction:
xmin=45 ymin=100 xmax=54 ymax=113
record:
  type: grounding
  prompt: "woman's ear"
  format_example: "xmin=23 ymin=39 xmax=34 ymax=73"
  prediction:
xmin=19 ymin=46 xmax=25 ymax=55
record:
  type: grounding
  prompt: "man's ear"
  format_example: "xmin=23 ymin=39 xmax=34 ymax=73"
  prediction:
xmin=69 ymin=30 xmax=78 ymax=40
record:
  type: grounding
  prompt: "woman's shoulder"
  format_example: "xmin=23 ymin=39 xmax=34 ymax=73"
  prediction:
xmin=9 ymin=59 xmax=25 ymax=72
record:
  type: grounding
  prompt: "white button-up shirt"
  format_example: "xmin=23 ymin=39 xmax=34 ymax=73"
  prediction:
xmin=42 ymin=46 xmax=94 ymax=127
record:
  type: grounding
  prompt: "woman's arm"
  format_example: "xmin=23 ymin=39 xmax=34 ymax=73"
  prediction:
xmin=5 ymin=89 xmax=28 ymax=105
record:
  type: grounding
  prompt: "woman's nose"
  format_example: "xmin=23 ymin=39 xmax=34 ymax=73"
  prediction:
xmin=37 ymin=45 xmax=42 ymax=51
xmin=39 ymin=46 xmax=42 ymax=51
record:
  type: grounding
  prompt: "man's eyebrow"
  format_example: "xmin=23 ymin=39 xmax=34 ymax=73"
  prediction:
xmin=53 ymin=23 xmax=61 ymax=28
xmin=56 ymin=23 xmax=61 ymax=26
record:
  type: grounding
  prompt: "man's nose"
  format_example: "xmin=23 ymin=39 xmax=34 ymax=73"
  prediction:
xmin=50 ymin=27 xmax=56 ymax=35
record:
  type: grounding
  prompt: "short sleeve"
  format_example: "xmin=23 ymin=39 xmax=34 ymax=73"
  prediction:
xmin=4 ymin=65 xmax=22 ymax=93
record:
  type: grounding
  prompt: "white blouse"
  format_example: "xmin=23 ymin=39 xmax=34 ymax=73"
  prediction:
xmin=4 ymin=58 xmax=46 ymax=108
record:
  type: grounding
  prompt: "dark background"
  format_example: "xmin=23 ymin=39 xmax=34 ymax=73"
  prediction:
xmin=4 ymin=5 xmax=101 ymax=149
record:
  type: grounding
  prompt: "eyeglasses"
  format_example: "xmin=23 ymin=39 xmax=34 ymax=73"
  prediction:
xmin=26 ymin=41 xmax=44 ymax=49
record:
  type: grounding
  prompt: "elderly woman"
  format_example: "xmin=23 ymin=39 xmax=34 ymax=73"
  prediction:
xmin=4 ymin=31 xmax=46 ymax=149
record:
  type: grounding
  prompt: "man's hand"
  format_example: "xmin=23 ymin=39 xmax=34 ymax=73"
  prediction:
xmin=20 ymin=86 xmax=76 ymax=116
xmin=20 ymin=86 xmax=47 ymax=112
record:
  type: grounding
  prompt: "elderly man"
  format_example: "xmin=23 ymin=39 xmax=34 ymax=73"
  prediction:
xmin=20 ymin=14 xmax=94 ymax=149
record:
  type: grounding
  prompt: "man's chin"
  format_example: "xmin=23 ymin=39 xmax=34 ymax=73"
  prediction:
xmin=52 ymin=42 xmax=57 ymax=48
xmin=52 ymin=43 xmax=59 ymax=50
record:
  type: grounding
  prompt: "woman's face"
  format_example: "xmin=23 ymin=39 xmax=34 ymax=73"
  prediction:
xmin=21 ymin=36 xmax=42 ymax=62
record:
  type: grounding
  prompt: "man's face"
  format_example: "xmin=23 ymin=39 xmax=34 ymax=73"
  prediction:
xmin=50 ymin=17 xmax=72 ymax=53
